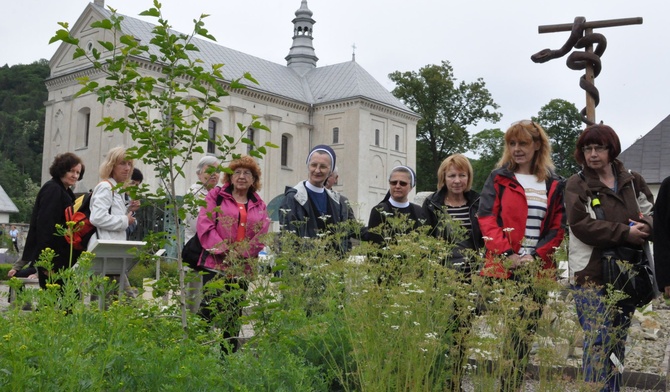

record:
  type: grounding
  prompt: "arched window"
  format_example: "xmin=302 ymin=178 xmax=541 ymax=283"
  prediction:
xmin=77 ymin=107 xmax=91 ymax=149
xmin=281 ymin=134 xmax=291 ymax=167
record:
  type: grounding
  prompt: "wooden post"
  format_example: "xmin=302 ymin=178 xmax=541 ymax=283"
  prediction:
xmin=584 ymin=27 xmax=596 ymax=124
xmin=538 ymin=17 xmax=642 ymax=34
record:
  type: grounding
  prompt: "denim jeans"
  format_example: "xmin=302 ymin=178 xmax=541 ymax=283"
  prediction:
xmin=572 ymin=285 xmax=634 ymax=392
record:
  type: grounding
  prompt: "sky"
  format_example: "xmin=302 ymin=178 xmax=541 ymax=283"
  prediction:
xmin=2 ymin=0 xmax=669 ymax=151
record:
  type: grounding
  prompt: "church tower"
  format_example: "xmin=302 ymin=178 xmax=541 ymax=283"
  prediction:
xmin=285 ymin=0 xmax=318 ymax=74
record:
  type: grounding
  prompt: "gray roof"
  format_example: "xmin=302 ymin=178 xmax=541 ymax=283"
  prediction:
xmin=0 ymin=185 xmax=19 ymax=214
xmin=619 ymin=114 xmax=670 ymax=184
xmin=91 ymin=4 xmax=413 ymax=115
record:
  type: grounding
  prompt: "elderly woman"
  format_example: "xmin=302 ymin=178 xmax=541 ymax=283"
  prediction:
xmin=196 ymin=155 xmax=270 ymax=353
xmin=423 ymin=154 xmax=482 ymax=273
xmin=184 ymin=156 xmax=220 ymax=244
xmin=365 ymin=165 xmax=424 ymax=245
xmin=478 ymin=120 xmax=565 ymax=391
xmin=21 ymin=152 xmax=84 ymax=289
xmin=280 ymin=145 xmax=353 ymax=253
xmin=565 ymin=124 xmax=653 ymax=391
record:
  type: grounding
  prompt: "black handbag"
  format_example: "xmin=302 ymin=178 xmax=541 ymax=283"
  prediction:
xmin=601 ymin=245 xmax=656 ymax=307
xmin=588 ymin=172 xmax=658 ymax=307
xmin=181 ymin=190 xmax=224 ymax=270
xmin=182 ymin=235 xmax=208 ymax=270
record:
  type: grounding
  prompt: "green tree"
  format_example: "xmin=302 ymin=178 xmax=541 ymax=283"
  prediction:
xmin=0 ymin=60 xmax=48 ymax=221
xmin=533 ymin=99 xmax=582 ymax=178
xmin=389 ymin=61 xmax=501 ymax=191
xmin=469 ymin=128 xmax=505 ymax=192
xmin=51 ymin=1 xmax=274 ymax=329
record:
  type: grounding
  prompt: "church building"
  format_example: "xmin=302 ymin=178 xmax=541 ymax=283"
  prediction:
xmin=43 ymin=0 xmax=419 ymax=222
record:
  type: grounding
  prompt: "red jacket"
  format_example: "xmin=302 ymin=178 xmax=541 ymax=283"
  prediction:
xmin=478 ymin=166 xmax=566 ymax=279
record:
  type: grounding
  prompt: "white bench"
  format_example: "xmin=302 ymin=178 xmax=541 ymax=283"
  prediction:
xmin=8 ymin=277 xmax=39 ymax=304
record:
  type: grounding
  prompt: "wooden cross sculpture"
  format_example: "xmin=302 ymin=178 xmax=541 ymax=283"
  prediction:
xmin=531 ymin=16 xmax=642 ymax=125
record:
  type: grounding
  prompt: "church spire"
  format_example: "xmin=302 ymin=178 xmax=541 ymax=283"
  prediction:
xmin=285 ymin=0 xmax=318 ymax=74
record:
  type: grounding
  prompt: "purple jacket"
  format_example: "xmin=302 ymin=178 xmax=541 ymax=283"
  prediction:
xmin=196 ymin=184 xmax=270 ymax=272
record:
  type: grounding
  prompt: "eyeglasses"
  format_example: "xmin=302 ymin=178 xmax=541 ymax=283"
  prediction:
xmin=581 ymin=145 xmax=608 ymax=153
xmin=233 ymin=170 xmax=253 ymax=177
xmin=389 ymin=180 xmax=409 ymax=187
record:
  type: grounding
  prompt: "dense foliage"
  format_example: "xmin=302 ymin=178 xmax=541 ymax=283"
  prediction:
xmin=1 ymin=217 xmax=640 ymax=391
xmin=389 ymin=61 xmax=501 ymax=192
xmin=534 ymin=99 xmax=583 ymax=179
xmin=0 ymin=60 xmax=48 ymax=222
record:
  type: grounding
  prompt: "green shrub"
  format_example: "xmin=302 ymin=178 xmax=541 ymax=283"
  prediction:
xmin=0 ymin=264 xmax=12 ymax=280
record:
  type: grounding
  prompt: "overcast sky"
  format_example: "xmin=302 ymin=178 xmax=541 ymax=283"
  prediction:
xmin=2 ymin=0 xmax=668 ymax=151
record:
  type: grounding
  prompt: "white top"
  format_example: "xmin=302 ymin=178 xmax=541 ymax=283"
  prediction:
xmin=88 ymin=178 xmax=129 ymax=251
xmin=183 ymin=182 xmax=209 ymax=244
xmin=514 ymin=173 xmax=547 ymax=255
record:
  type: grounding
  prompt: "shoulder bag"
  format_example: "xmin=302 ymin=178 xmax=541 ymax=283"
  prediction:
xmin=592 ymin=174 xmax=658 ymax=307
xmin=181 ymin=189 xmax=223 ymax=270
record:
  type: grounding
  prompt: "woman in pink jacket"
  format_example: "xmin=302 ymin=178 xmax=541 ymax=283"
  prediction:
xmin=196 ymin=155 xmax=270 ymax=354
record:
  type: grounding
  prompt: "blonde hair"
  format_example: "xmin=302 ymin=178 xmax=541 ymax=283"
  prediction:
xmin=436 ymin=154 xmax=473 ymax=191
xmin=497 ymin=121 xmax=554 ymax=181
xmin=99 ymin=146 xmax=134 ymax=181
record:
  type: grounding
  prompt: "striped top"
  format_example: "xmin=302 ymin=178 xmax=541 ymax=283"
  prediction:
xmin=445 ymin=204 xmax=472 ymax=235
xmin=515 ymin=174 xmax=547 ymax=255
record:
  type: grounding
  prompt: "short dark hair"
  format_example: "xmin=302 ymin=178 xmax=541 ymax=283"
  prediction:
xmin=49 ymin=152 xmax=84 ymax=180
xmin=131 ymin=168 xmax=144 ymax=183
xmin=574 ymin=124 xmax=621 ymax=166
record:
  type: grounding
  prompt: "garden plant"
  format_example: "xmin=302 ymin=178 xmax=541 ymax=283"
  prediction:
xmin=0 ymin=1 xmax=656 ymax=391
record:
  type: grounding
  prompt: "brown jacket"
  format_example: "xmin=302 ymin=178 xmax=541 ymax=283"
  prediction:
xmin=565 ymin=160 xmax=654 ymax=285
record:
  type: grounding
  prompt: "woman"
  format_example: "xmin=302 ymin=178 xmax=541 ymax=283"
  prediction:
xmin=9 ymin=225 xmax=19 ymax=252
xmin=422 ymin=154 xmax=481 ymax=390
xmin=88 ymin=147 xmax=139 ymax=298
xmin=22 ymin=152 xmax=85 ymax=289
xmin=565 ymin=124 xmax=653 ymax=391
xmin=477 ymin=120 xmax=565 ymax=391
xmin=197 ymin=155 xmax=270 ymax=353
xmin=280 ymin=145 xmax=352 ymax=253
xmin=184 ymin=156 xmax=220 ymax=244
xmin=423 ymin=154 xmax=482 ymax=273
xmin=88 ymin=146 xmax=138 ymax=246
xmin=365 ymin=165 xmax=424 ymax=245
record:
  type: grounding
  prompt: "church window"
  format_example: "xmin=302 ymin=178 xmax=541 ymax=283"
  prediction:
xmin=281 ymin=134 xmax=290 ymax=167
xmin=76 ymin=107 xmax=91 ymax=149
xmin=333 ymin=127 xmax=339 ymax=144
xmin=207 ymin=119 xmax=217 ymax=154
xmin=247 ymin=127 xmax=255 ymax=154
